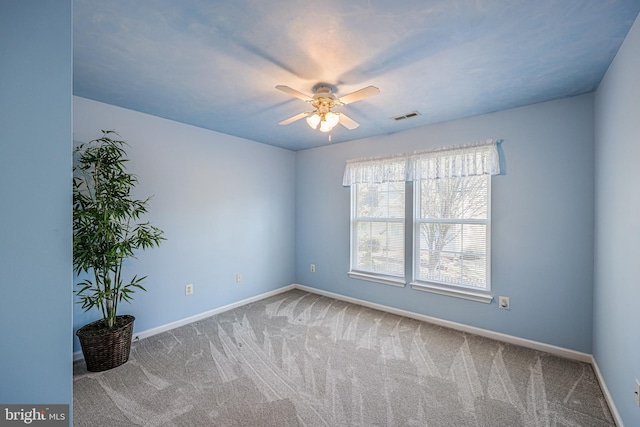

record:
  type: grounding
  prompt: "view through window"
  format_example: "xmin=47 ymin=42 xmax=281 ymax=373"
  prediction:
xmin=345 ymin=140 xmax=499 ymax=302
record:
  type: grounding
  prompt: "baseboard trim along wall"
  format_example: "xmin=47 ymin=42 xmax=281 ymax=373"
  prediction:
xmin=294 ymin=284 xmax=592 ymax=362
xmin=590 ymin=356 xmax=624 ymax=427
xmin=72 ymin=284 xmax=296 ymax=362
xmin=293 ymin=284 xmax=621 ymax=427
xmin=72 ymin=282 xmax=620 ymax=426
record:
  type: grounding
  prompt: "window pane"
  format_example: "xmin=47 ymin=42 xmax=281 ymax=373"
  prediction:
xmin=462 ymin=176 xmax=488 ymax=219
xmin=462 ymin=255 xmax=486 ymax=287
xmin=462 ymin=224 xmax=486 ymax=256
xmin=416 ymin=222 xmax=487 ymax=287
xmin=419 ymin=223 xmax=461 ymax=253
xmin=419 ymin=176 xmax=487 ymax=220
xmin=418 ymin=223 xmax=460 ymax=283
xmin=461 ymin=224 xmax=487 ymax=287
xmin=356 ymin=221 xmax=404 ymax=276
xmin=356 ymin=182 xmax=404 ymax=218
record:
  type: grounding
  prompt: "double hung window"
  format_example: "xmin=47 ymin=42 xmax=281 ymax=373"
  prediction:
xmin=345 ymin=156 xmax=407 ymax=286
xmin=344 ymin=140 xmax=500 ymax=303
xmin=349 ymin=181 xmax=405 ymax=286
xmin=412 ymin=175 xmax=491 ymax=302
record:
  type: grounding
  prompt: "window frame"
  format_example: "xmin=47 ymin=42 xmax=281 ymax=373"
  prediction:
xmin=344 ymin=140 xmax=500 ymax=303
xmin=410 ymin=175 xmax=492 ymax=303
xmin=348 ymin=177 xmax=493 ymax=302
xmin=348 ymin=182 xmax=406 ymax=288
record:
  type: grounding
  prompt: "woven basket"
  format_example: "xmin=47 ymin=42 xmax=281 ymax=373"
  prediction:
xmin=77 ymin=315 xmax=135 ymax=372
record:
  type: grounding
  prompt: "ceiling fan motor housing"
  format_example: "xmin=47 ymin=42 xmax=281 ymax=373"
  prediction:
xmin=311 ymin=86 xmax=342 ymax=113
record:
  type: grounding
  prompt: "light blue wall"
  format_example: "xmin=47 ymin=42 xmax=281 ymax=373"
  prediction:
xmin=0 ymin=1 xmax=72 ymax=405
xmin=594 ymin=14 xmax=640 ymax=426
xmin=296 ymin=94 xmax=595 ymax=353
xmin=73 ymin=97 xmax=296 ymax=352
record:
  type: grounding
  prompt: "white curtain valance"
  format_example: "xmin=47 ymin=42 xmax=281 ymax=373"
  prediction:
xmin=342 ymin=154 xmax=407 ymax=185
xmin=342 ymin=139 xmax=501 ymax=186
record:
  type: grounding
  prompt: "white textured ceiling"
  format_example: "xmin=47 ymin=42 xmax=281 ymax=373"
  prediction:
xmin=73 ymin=0 xmax=640 ymax=151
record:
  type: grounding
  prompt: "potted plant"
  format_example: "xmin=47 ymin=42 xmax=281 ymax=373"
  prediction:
xmin=73 ymin=130 xmax=164 ymax=372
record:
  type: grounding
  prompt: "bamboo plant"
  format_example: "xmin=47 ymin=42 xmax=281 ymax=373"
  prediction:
xmin=73 ymin=130 xmax=164 ymax=329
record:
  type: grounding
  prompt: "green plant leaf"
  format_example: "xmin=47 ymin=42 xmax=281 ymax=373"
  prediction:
xmin=73 ymin=130 xmax=165 ymax=328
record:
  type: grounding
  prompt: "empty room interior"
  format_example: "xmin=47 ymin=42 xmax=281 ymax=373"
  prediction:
xmin=2 ymin=1 xmax=640 ymax=425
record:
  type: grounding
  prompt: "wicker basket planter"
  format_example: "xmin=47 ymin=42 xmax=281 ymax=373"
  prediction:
xmin=77 ymin=315 xmax=135 ymax=372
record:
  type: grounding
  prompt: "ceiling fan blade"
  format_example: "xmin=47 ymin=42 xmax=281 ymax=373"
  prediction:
xmin=339 ymin=113 xmax=360 ymax=130
xmin=278 ymin=111 xmax=311 ymax=125
xmin=338 ymin=86 xmax=380 ymax=105
xmin=275 ymin=85 xmax=312 ymax=102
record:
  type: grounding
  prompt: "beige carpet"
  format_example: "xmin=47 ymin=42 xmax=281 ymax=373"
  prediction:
xmin=74 ymin=289 xmax=614 ymax=426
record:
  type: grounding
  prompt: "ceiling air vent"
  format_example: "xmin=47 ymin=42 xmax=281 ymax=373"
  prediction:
xmin=392 ymin=111 xmax=421 ymax=121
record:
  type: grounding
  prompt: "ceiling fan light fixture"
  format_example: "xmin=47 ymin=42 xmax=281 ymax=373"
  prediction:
xmin=319 ymin=121 xmax=332 ymax=133
xmin=325 ymin=111 xmax=339 ymax=127
xmin=306 ymin=113 xmax=321 ymax=129
xmin=319 ymin=112 xmax=339 ymax=133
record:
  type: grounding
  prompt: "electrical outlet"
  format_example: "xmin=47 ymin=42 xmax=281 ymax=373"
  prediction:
xmin=310 ymin=264 xmax=316 ymax=273
xmin=185 ymin=284 xmax=193 ymax=296
xmin=498 ymin=296 xmax=510 ymax=310
xmin=236 ymin=273 xmax=242 ymax=283
xmin=635 ymin=379 xmax=640 ymax=406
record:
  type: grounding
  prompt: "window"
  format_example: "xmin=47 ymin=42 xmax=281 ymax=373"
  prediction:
xmin=349 ymin=181 xmax=405 ymax=286
xmin=412 ymin=175 xmax=492 ymax=302
xmin=344 ymin=140 xmax=500 ymax=303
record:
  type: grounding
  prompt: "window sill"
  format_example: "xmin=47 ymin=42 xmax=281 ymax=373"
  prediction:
xmin=348 ymin=271 xmax=406 ymax=288
xmin=410 ymin=281 xmax=493 ymax=303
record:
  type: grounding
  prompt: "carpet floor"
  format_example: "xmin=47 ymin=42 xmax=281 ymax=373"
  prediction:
xmin=73 ymin=289 xmax=615 ymax=426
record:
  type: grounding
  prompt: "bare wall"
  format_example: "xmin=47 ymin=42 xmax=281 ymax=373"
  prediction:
xmin=0 ymin=0 xmax=73 ymax=405
xmin=295 ymin=94 xmax=595 ymax=353
xmin=73 ymin=97 xmax=297 ymax=352
xmin=594 ymin=13 xmax=640 ymax=427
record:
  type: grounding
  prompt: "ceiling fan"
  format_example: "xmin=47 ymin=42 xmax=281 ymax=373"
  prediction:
xmin=276 ymin=84 xmax=380 ymax=133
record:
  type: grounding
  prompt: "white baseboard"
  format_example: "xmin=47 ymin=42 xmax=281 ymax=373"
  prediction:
xmin=73 ymin=284 xmax=296 ymax=362
xmin=73 ymin=282 xmax=590 ymax=363
xmin=590 ymin=356 xmax=624 ymax=427
xmin=292 ymin=284 xmax=592 ymax=363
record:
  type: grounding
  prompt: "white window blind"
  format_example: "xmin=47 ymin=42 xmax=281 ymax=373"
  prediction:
xmin=413 ymin=175 xmax=491 ymax=299
xmin=350 ymin=181 xmax=405 ymax=285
